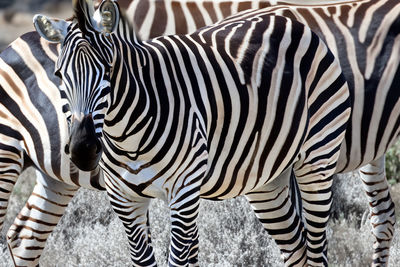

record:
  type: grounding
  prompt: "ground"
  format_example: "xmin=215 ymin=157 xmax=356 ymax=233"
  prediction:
xmin=1 ymin=169 xmax=399 ymax=266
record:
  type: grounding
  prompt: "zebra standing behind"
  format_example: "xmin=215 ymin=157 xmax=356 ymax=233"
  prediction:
xmin=127 ymin=0 xmax=353 ymax=39
xmin=34 ymin=0 xmax=351 ymax=265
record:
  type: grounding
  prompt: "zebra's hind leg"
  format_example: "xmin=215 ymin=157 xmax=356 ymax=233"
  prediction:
xmin=7 ymin=171 xmax=78 ymax=267
xmin=246 ymin=167 xmax=307 ymax=266
xmin=0 ymin=142 xmax=23 ymax=232
xmin=295 ymin=171 xmax=333 ymax=267
xmin=359 ymin=156 xmax=395 ymax=267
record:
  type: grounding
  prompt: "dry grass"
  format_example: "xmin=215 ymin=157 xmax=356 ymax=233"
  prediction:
xmin=1 ymin=169 xmax=400 ymax=266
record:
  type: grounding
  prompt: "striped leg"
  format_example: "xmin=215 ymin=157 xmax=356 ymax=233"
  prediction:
xmin=359 ymin=156 xmax=395 ymax=266
xmin=169 ymin=192 xmax=200 ymax=267
xmin=107 ymin=192 xmax=156 ymax=267
xmin=0 ymin=143 xmax=23 ymax=232
xmin=293 ymin=129 xmax=343 ymax=265
xmin=294 ymin=143 xmax=340 ymax=265
xmin=7 ymin=171 xmax=78 ymax=266
xmin=295 ymin=172 xmax=333 ymax=266
xmin=187 ymin=223 xmax=199 ymax=266
xmin=246 ymin=167 xmax=307 ymax=266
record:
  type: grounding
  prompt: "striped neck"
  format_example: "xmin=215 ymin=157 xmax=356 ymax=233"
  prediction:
xmin=103 ymin=18 xmax=163 ymax=157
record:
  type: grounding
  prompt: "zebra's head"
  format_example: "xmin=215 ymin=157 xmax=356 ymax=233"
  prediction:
xmin=34 ymin=0 xmax=120 ymax=171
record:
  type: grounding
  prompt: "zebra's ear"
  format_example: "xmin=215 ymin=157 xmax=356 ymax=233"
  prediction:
xmin=33 ymin=14 xmax=69 ymax=43
xmin=91 ymin=0 xmax=120 ymax=34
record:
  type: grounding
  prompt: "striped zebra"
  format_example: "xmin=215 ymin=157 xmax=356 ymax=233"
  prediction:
xmin=0 ymin=1 xmax=288 ymax=265
xmin=101 ymin=0 xmax=400 ymax=264
xmin=1 ymin=0 xmax=396 ymax=265
xmin=128 ymin=0 xmax=349 ymax=39
xmin=0 ymin=31 xmax=106 ymax=266
xmin=34 ymin=0 xmax=352 ymax=265
xmin=123 ymin=5 xmax=399 ymax=264
xmin=0 ymin=0 xmax=134 ymax=265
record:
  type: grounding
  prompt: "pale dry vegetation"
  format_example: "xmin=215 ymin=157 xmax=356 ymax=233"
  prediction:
xmin=1 ymin=169 xmax=400 ymax=266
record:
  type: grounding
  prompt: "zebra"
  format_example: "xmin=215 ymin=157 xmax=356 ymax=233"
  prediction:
xmin=127 ymin=0 xmax=351 ymax=40
xmin=0 ymin=1 xmax=286 ymax=265
xmin=1 ymin=0 xmax=396 ymax=265
xmin=100 ymin=0 xmax=400 ymax=264
xmin=0 ymin=31 xmax=106 ymax=266
xmin=0 ymin=1 xmax=142 ymax=265
xmin=34 ymin=0 xmax=352 ymax=265
xmin=118 ymin=1 xmax=400 ymax=263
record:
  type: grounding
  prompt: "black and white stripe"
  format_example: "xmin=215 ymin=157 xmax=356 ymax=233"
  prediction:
xmin=3 ymin=0 xmax=398 ymax=265
xmin=130 ymin=1 xmax=400 ymax=264
xmin=0 ymin=31 xmax=105 ymax=267
xmin=42 ymin=0 xmax=351 ymax=265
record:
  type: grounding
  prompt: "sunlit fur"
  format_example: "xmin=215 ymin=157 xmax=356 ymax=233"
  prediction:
xmin=0 ymin=32 xmax=104 ymax=267
xmin=56 ymin=1 xmax=351 ymax=265
xmin=2 ymin=0 xmax=399 ymax=265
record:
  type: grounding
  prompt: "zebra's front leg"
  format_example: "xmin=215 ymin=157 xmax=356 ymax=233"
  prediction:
xmin=246 ymin=167 xmax=307 ymax=266
xmin=107 ymin=192 xmax=156 ymax=267
xmin=7 ymin=171 xmax=78 ymax=267
xmin=359 ymin=156 xmax=395 ymax=266
xmin=168 ymin=186 xmax=201 ymax=267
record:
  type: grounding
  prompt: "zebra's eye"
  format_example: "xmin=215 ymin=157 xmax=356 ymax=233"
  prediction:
xmin=66 ymin=115 xmax=72 ymax=126
xmin=105 ymin=67 xmax=112 ymax=77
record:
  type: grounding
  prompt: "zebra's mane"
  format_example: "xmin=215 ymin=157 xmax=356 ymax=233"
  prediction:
xmin=71 ymin=0 xmax=142 ymax=44
xmin=116 ymin=6 xmax=143 ymax=43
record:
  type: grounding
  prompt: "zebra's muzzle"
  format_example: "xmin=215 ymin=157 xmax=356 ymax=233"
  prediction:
xmin=67 ymin=114 xmax=103 ymax=171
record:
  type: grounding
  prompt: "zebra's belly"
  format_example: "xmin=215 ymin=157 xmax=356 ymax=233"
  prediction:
xmin=198 ymin=137 xmax=305 ymax=200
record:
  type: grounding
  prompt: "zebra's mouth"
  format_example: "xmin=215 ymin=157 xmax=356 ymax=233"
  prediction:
xmin=67 ymin=114 xmax=103 ymax=172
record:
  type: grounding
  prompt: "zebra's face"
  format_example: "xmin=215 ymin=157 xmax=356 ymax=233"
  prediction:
xmin=34 ymin=0 xmax=119 ymax=171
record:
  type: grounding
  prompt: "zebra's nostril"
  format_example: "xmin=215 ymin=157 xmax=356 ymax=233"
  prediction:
xmin=64 ymin=144 xmax=70 ymax=154
xmin=83 ymin=140 xmax=102 ymax=155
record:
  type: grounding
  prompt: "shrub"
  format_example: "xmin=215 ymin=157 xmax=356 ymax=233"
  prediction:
xmin=386 ymin=139 xmax=400 ymax=185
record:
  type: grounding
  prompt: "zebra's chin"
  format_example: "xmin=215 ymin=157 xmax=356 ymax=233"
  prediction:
xmin=66 ymin=114 xmax=103 ymax=172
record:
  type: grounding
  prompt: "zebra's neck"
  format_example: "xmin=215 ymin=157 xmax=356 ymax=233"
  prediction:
xmin=104 ymin=19 xmax=170 ymax=161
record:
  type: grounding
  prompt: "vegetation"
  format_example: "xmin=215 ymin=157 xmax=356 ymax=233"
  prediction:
xmin=1 ymin=169 xmax=400 ymax=266
xmin=386 ymin=139 xmax=400 ymax=185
